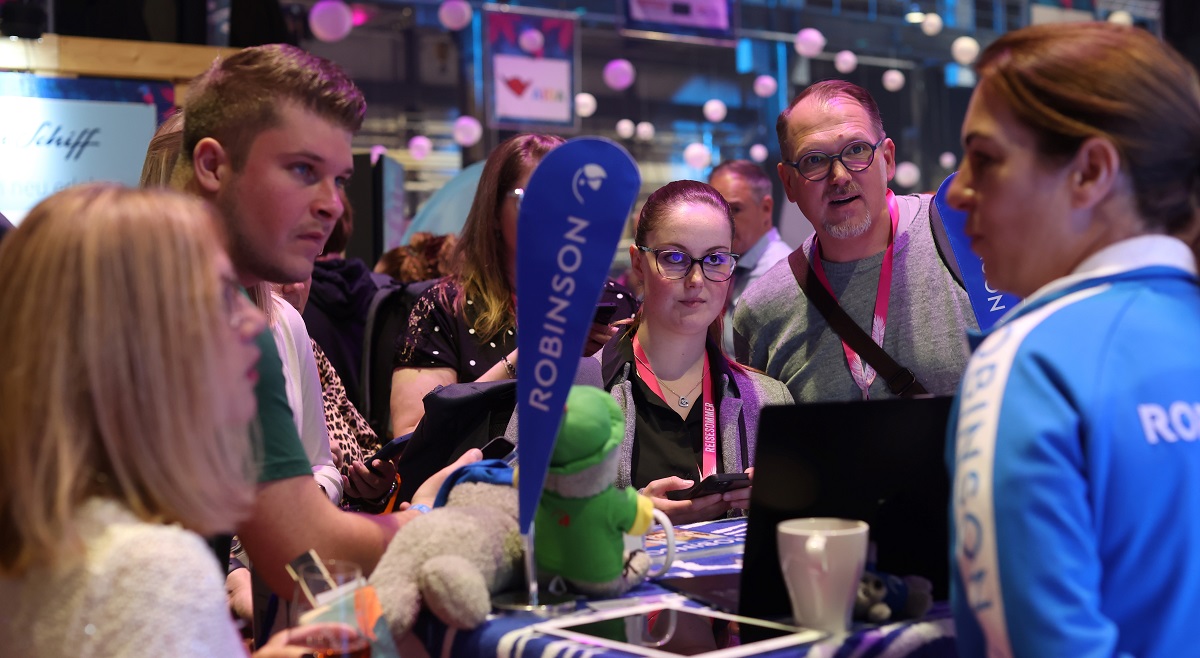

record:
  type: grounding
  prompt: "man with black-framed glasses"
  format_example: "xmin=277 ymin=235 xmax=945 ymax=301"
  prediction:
xmin=732 ymin=80 xmax=976 ymax=403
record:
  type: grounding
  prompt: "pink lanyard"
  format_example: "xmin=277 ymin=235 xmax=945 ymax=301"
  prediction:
xmin=809 ymin=190 xmax=900 ymax=400
xmin=632 ymin=336 xmax=718 ymax=478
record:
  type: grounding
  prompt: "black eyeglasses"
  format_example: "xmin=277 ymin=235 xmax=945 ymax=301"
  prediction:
xmin=506 ymin=188 xmax=524 ymax=212
xmin=636 ymin=246 xmax=740 ymax=282
xmin=783 ymin=136 xmax=886 ymax=182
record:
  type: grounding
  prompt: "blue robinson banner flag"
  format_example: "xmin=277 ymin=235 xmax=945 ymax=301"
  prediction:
xmin=515 ymin=137 xmax=640 ymax=534
xmin=934 ymin=172 xmax=1021 ymax=331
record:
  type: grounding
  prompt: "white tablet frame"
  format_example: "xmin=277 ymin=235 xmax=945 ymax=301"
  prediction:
xmin=530 ymin=599 xmax=826 ymax=658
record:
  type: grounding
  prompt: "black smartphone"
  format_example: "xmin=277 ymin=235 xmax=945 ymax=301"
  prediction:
xmin=593 ymin=302 xmax=618 ymax=325
xmin=366 ymin=431 xmax=413 ymax=474
xmin=665 ymin=473 xmax=751 ymax=501
xmin=481 ymin=436 xmax=517 ymax=461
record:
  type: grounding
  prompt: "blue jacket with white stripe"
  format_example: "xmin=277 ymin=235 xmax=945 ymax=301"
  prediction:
xmin=949 ymin=236 xmax=1200 ymax=658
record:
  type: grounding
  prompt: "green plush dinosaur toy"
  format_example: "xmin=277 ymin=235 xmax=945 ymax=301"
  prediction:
xmin=534 ymin=385 xmax=657 ymax=597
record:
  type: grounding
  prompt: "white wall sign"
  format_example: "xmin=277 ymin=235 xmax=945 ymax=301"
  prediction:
xmin=484 ymin=5 xmax=579 ymax=131
xmin=0 ymin=96 xmax=155 ymax=224
xmin=493 ymin=54 xmax=573 ymax=124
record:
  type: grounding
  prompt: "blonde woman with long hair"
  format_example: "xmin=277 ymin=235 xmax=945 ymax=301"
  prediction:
xmin=0 ymin=185 xmax=327 ymax=657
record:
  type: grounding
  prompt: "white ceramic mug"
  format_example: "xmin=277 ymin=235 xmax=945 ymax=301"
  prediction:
xmin=777 ymin=518 xmax=869 ymax=635
xmin=624 ymin=508 xmax=676 ymax=578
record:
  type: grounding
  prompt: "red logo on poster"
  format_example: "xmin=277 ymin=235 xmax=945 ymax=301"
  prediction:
xmin=504 ymin=77 xmax=532 ymax=97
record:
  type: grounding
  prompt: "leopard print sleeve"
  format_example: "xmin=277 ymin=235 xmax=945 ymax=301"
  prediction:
xmin=313 ymin=340 xmax=380 ymax=476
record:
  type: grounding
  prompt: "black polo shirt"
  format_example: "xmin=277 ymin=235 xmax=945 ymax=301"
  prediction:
xmin=609 ymin=333 xmax=723 ymax=489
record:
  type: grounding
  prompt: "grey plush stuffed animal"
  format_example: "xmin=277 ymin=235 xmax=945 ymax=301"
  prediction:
xmin=368 ymin=478 xmax=523 ymax=637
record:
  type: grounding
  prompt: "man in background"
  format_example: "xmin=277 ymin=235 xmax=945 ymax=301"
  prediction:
xmin=708 ymin=159 xmax=792 ymax=353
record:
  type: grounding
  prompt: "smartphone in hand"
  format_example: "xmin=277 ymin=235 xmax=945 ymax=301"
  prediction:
xmin=366 ymin=431 xmax=412 ymax=475
xmin=665 ymin=473 xmax=751 ymax=501
xmin=593 ymin=302 xmax=618 ymax=325
xmin=481 ymin=436 xmax=516 ymax=461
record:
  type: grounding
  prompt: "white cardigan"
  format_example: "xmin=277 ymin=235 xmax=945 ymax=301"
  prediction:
xmin=0 ymin=499 xmax=245 ymax=657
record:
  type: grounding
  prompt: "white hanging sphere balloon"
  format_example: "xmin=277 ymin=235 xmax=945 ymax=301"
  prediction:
xmin=370 ymin=144 xmax=388 ymax=165
xmin=702 ymin=99 xmax=728 ymax=123
xmin=834 ymin=50 xmax=858 ymax=74
xmin=452 ymin=116 xmax=482 ymax=147
xmin=921 ymin=12 xmax=943 ymax=36
xmin=753 ymin=75 xmax=778 ymax=98
xmin=603 ymin=59 xmax=637 ymax=91
xmin=615 ymin=119 xmax=635 ymax=140
xmin=882 ymin=69 xmax=906 ymax=92
xmin=437 ymin=0 xmax=473 ymax=31
xmin=574 ymin=92 xmax=597 ymax=118
xmin=635 ymin=121 xmax=655 ymax=141
xmin=952 ymin=36 xmax=981 ymax=66
xmin=683 ymin=142 xmax=712 ymax=170
xmin=518 ymin=28 xmax=544 ymax=53
xmin=1107 ymin=10 xmax=1133 ymax=25
xmin=939 ymin=151 xmax=957 ymax=169
xmin=749 ymin=143 xmax=769 ymax=163
xmin=407 ymin=135 xmax=433 ymax=161
xmin=793 ymin=28 xmax=826 ymax=58
xmin=894 ymin=161 xmax=921 ymax=188
xmin=309 ymin=0 xmax=354 ymax=43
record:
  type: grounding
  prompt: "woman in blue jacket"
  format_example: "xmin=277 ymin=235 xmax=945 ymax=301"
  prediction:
xmin=946 ymin=21 xmax=1200 ymax=658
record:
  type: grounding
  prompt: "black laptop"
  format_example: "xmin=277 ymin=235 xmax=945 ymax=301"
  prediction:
xmin=660 ymin=396 xmax=954 ymax=622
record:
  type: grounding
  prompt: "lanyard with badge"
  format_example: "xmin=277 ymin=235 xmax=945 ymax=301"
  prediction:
xmin=808 ymin=190 xmax=901 ymax=400
xmin=632 ymin=335 xmax=718 ymax=478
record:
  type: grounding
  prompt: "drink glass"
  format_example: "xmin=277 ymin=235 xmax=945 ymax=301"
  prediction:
xmin=289 ymin=559 xmax=373 ymax=658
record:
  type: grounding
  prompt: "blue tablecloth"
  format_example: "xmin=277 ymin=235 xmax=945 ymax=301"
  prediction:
xmin=415 ymin=519 xmax=958 ymax=658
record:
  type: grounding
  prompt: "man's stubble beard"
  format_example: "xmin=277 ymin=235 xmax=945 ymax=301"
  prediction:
xmin=823 ymin=207 xmax=873 ymax=240
xmin=216 ymin=187 xmax=307 ymax=286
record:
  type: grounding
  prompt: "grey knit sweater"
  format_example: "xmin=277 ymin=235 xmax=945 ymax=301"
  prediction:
xmin=733 ymin=194 xmax=976 ymax=402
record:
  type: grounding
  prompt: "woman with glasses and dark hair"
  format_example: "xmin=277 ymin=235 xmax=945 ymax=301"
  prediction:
xmin=600 ymin=180 xmax=793 ymax=524
xmin=390 ymin=134 xmax=638 ymax=436
xmin=945 ymin=22 xmax=1200 ymax=658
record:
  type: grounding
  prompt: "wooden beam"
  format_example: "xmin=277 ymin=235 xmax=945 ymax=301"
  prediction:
xmin=58 ymin=36 xmax=239 ymax=82
xmin=0 ymin=34 xmax=237 ymax=83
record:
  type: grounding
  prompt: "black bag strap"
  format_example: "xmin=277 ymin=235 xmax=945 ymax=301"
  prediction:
xmin=787 ymin=247 xmax=928 ymax=398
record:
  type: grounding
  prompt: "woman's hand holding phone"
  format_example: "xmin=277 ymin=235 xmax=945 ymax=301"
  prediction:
xmin=642 ymin=476 xmax=730 ymax=525
xmin=665 ymin=473 xmax=751 ymax=501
